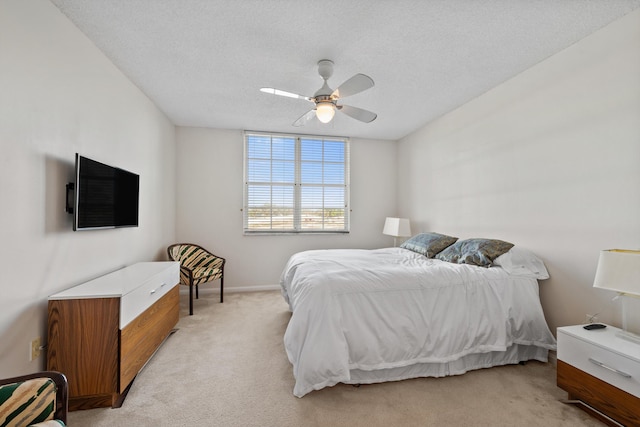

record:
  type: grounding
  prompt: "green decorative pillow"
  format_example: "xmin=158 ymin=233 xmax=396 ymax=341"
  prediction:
xmin=400 ymin=232 xmax=458 ymax=258
xmin=0 ymin=378 xmax=58 ymax=426
xmin=435 ymin=238 xmax=514 ymax=267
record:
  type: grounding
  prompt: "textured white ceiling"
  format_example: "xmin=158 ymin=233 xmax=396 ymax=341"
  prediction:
xmin=50 ymin=0 xmax=640 ymax=141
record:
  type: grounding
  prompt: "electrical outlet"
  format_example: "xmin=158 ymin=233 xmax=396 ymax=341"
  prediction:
xmin=586 ymin=314 xmax=598 ymax=324
xmin=30 ymin=337 xmax=41 ymax=361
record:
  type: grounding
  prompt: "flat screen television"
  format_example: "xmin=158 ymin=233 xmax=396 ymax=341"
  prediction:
xmin=69 ymin=154 xmax=139 ymax=231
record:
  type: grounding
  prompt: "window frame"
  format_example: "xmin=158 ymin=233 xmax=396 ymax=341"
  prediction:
xmin=243 ymin=131 xmax=350 ymax=235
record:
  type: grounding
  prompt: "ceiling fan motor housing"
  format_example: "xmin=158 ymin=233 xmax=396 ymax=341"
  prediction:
xmin=314 ymin=60 xmax=336 ymax=99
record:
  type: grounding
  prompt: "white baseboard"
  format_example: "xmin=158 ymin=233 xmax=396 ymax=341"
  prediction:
xmin=180 ymin=284 xmax=280 ymax=294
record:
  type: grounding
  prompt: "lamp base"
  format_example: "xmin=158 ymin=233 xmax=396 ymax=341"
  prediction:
xmin=615 ymin=330 xmax=640 ymax=344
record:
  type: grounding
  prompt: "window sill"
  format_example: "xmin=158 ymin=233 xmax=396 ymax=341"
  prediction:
xmin=243 ymin=231 xmax=350 ymax=236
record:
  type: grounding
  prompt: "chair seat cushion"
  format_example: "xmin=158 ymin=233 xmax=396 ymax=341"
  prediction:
xmin=192 ymin=266 xmax=222 ymax=280
xmin=0 ymin=378 xmax=58 ymax=426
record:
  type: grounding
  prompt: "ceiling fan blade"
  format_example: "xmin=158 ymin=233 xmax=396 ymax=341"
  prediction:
xmin=260 ymin=87 xmax=312 ymax=102
xmin=337 ymin=105 xmax=377 ymax=123
xmin=292 ymin=109 xmax=316 ymax=127
xmin=332 ymin=74 xmax=374 ymax=98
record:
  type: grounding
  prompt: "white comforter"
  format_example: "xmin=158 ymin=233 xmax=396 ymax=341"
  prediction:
xmin=280 ymin=248 xmax=557 ymax=397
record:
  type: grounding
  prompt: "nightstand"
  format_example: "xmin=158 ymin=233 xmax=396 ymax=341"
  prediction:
xmin=557 ymin=325 xmax=640 ymax=427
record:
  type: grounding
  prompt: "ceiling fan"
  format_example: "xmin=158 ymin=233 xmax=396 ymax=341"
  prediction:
xmin=260 ymin=59 xmax=377 ymax=126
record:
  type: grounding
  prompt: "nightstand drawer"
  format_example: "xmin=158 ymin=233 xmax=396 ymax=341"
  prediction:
xmin=558 ymin=331 xmax=640 ymax=397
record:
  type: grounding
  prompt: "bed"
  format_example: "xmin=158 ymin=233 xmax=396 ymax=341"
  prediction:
xmin=279 ymin=234 xmax=557 ymax=397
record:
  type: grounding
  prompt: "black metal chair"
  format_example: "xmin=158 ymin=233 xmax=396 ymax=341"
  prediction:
xmin=167 ymin=243 xmax=226 ymax=315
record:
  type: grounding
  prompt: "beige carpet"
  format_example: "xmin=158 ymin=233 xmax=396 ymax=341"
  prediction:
xmin=68 ymin=289 xmax=603 ymax=427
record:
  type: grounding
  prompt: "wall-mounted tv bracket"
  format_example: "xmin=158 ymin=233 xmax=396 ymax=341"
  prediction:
xmin=65 ymin=183 xmax=74 ymax=214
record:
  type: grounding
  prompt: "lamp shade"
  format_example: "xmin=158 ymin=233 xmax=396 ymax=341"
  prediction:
xmin=593 ymin=249 xmax=640 ymax=296
xmin=382 ymin=217 xmax=412 ymax=237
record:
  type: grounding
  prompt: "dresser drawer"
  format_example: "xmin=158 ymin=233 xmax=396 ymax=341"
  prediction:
xmin=558 ymin=330 xmax=640 ymax=397
xmin=120 ymin=267 xmax=179 ymax=328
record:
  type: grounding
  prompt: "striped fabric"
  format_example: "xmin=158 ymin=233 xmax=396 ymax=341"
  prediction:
xmin=0 ymin=378 xmax=62 ymax=427
xmin=168 ymin=243 xmax=226 ymax=313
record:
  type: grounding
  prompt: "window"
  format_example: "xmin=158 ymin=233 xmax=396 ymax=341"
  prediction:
xmin=244 ymin=132 xmax=350 ymax=234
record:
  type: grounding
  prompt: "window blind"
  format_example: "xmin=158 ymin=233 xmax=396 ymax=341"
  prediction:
xmin=244 ymin=132 xmax=350 ymax=233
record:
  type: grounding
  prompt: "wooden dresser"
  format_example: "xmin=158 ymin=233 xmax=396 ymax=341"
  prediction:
xmin=557 ymin=324 xmax=640 ymax=426
xmin=47 ymin=262 xmax=180 ymax=411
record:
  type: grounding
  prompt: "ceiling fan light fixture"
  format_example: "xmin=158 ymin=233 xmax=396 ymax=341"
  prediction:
xmin=316 ymin=102 xmax=335 ymax=123
xmin=260 ymin=60 xmax=376 ymax=127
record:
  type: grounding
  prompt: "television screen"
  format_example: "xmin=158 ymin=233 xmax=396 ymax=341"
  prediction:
xmin=73 ymin=154 xmax=139 ymax=231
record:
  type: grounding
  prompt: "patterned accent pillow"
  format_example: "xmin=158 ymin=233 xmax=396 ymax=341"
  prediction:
xmin=435 ymin=238 xmax=514 ymax=267
xmin=0 ymin=378 xmax=58 ymax=426
xmin=400 ymin=232 xmax=458 ymax=258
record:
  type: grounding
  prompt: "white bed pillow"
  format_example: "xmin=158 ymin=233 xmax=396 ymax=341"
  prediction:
xmin=493 ymin=247 xmax=549 ymax=279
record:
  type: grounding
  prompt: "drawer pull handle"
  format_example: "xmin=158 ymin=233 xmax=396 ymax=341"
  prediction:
xmin=161 ymin=283 xmax=166 ymax=287
xmin=150 ymin=289 xmax=156 ymax=295
xmin=588 ymin=358 xmax=632 ymax=378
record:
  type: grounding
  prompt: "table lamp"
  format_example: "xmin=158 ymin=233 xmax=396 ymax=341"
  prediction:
xmin=593 ymin=249 xmax=640 ymax=343
xmin=383 ymin=217 xmax=411 ymax=247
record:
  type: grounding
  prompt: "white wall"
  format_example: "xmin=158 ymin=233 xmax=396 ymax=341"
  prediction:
xmin=175 ymin=127 xmax=397 ymax=288
xmin=0 ymin=1 xmax=176 ymax=376
xmin=397 ymin=10 xmax=640 ymax=333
